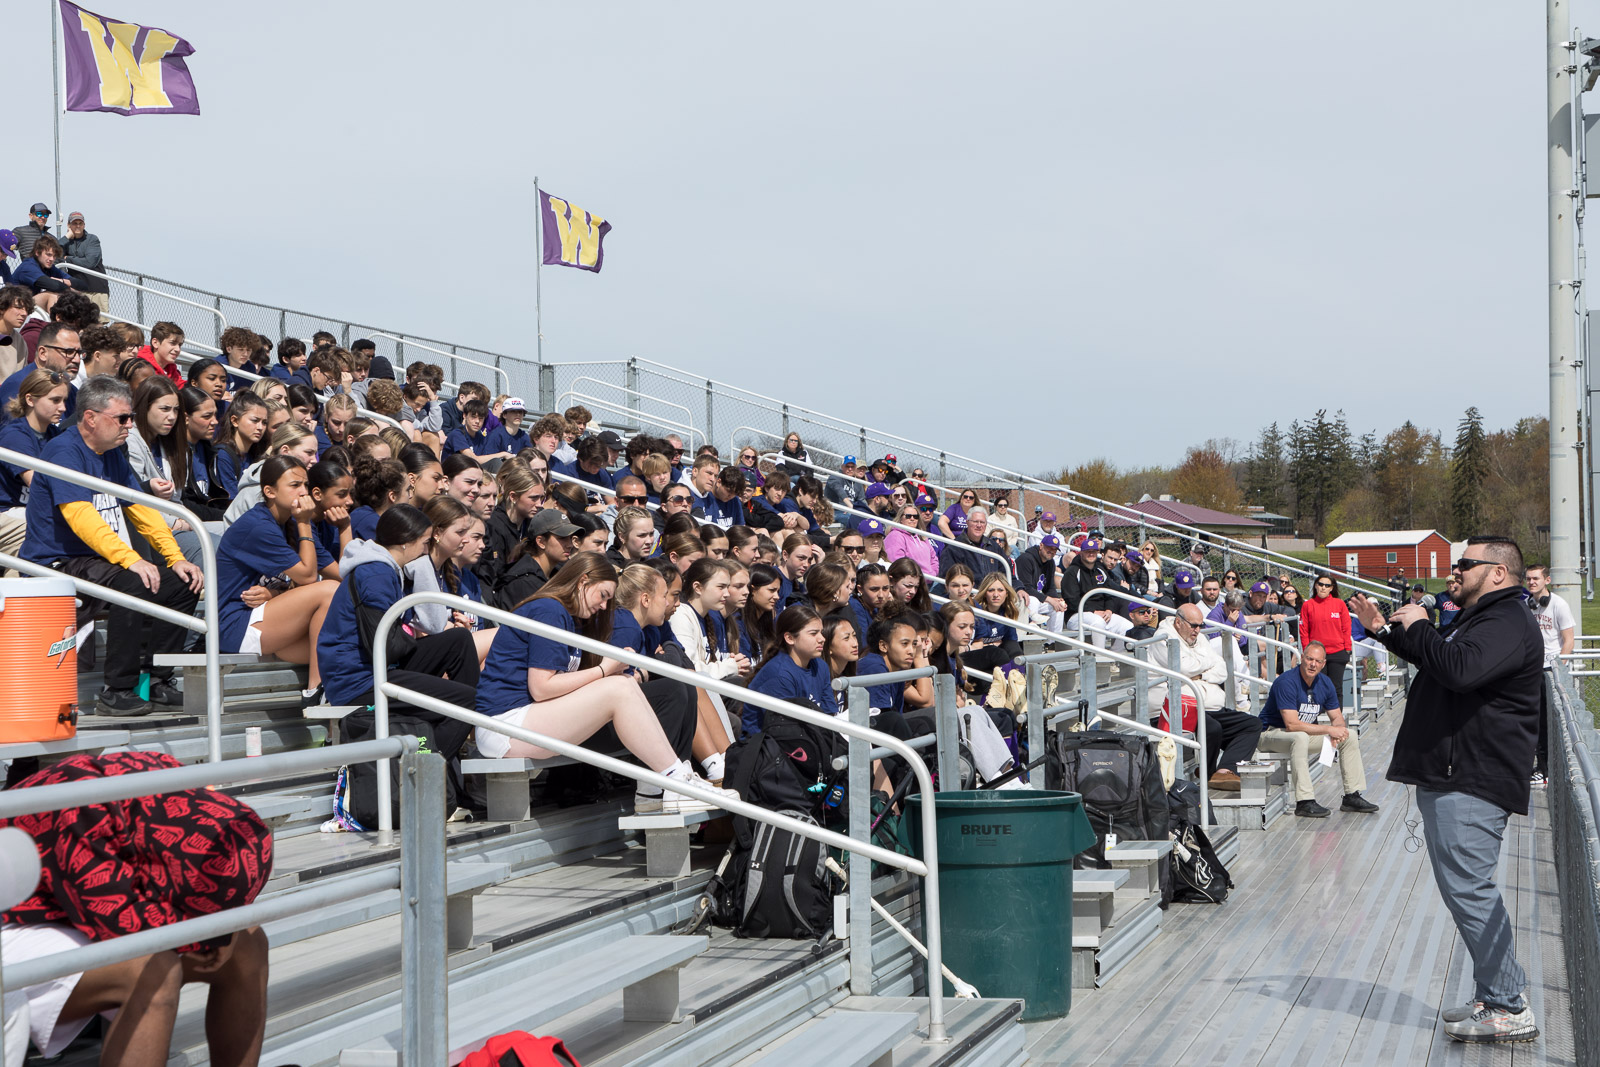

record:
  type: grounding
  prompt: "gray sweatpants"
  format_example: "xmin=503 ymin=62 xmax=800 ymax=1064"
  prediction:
xmin=1415 ymin=787 xmax=1526 ymax=1012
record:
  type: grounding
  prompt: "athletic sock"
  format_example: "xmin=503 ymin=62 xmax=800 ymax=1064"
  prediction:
xmin=702 ymin=753 xmax=726 ymax=781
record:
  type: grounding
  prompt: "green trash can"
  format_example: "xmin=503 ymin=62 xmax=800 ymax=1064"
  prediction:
xmin=903 ymin=789 xmax=1096 ymax=1020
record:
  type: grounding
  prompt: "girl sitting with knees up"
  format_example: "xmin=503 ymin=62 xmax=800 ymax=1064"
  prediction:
xmin=214 ymin=456 xmax=342 ymax=705
xmin=473 ymin=551 xmax=737 ymax=815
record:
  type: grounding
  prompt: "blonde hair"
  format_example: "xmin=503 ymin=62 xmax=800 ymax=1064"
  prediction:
xmin=379 ymin=426 xmax=411 ymax=457
xmin=250 ymin=377 xmax=287 ymax=403
xmin=615 ymin=564 xmax=666 ymax=610
xmin=638 ymin=453 xmax=670 ymax=478
xmin=268 ymin=423 xmax=316 ymax=454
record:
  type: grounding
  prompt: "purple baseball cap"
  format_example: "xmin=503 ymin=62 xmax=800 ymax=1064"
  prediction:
xmin=1041 ymin=512 xmax=1056 ymax=523
xmin=916 ymin=493 xmax=937 ymax=509
xmin=859 ymin=518 xmax=887 ymax=537
xmin=1041 ymin=534 xmax=1061 ymax=549
xmin=865 ymin=482 xmax=893 ymax=499
xmin=1175 ymin=573 xmax=1197 ymax=590
xmin=1080 ymin=537 xmax=1103 ymax=552
xmin=1124 ymin=549 xmax=1143 ymax=565
xmin=0 ymin=230 xmax=16 ymax=257
xmin=1250 ymin=580 xmax=1271 ymax=594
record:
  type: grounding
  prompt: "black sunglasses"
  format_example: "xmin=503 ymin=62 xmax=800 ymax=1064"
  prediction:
xmin=618 ymin=494 xmax=648 ymax=504
xmin=666 ymin=495 xmax=691 ymax=504
xmin=1453 ymin=557 xmax=1502 ymax=573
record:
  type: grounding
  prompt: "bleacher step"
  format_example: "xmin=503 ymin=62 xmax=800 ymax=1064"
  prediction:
xmin=739 ymin=1009 xmax=920 ymax=1067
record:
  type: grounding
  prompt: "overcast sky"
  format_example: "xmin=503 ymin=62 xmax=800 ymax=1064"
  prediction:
xmin=1 ymin=1 xmax=1559 ymax=471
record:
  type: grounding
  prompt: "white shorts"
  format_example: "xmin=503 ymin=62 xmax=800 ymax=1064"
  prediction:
xmin=1 ymin=923 xmax=103 ymax=1067
xmin=238 ymin=603 xmax=268 ymax=656
xmin=475 ymin=705 xmax=529 ymax=760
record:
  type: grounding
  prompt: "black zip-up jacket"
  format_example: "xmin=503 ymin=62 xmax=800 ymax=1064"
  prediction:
xmin=1378 ymin=585 xmax=1543 ymax=815
xmin=476 ymin=509 xmax=525 ymax=597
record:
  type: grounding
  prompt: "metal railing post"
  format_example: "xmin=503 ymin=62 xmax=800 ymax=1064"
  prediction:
xmin=539 ymin=364 xmax=556 ymax=413
xmin=1223 ymin=646 xmax=1238 ymax=710
xmin=1134 ymin=645 xmax=1149 ymax=719
xmin=705 ymin=380 xmax=715 ymax=448
xmin=626 ymin=357 xmax=640 ymax=424
xmin=1025 ymin=661 xmax=1045 ymax=783
xmin=935 ymin=674 xmax=960 ymax=790
xmin=1080 ymin=652 xmax=1098 ymax=724
xmin=400 ymin=747 xmax=448 ymax=1067
xmin=847 ymin=685 xmax=873 ymax=995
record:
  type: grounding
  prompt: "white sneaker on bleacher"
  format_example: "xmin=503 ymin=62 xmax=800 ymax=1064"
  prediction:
xmin=634 ymin=773 xmax=739 ymax=815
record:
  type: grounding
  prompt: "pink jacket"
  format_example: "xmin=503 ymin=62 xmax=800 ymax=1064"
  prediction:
xmin=885 ymin=528 xmax=939 ymax=577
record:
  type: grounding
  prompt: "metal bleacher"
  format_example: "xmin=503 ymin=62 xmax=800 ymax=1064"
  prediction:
xmin=0 ymin=269 xmax=1584 ymax=1064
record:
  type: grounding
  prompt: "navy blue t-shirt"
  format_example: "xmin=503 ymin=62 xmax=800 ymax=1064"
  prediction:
xmin=552 ymin=459 xmax=615 ymax=495
xmin=974 ymin=616 xmax=1017 ymax=646
xmin=0 ymin=419 xmax=57 ymax=509
xmin=442 ymin=427 xmax=485 ymax=459
xmin=22 ymin=427 xmax=143 ymax=563
xmin=349 ymin=505 xmax=380 ymax=541
xmin=215 ymin=448 xmax=248 ymax=498
xmin=1262 ymin=668 xmax=1340 ymax=730
xmin=482 ymin=425 xmax=529 ymax=456
xmin=312 ymin=519 xmax=343 ymax=569
xmin=316 ymin=559 xmax=412 ymax=705
xmin=744 ymin=653 xmax=835 ymax=734
xmin=476 ymin=598 xmax=582 ymax=715
xmin=702 ymin=492 xmax=746 ymax=529
xmin=849 ymin=597 xmax=872 ymax=643
xmin=856 ymin=652 xmax=905 ymax=716
xmin=216 ymin=503 xmax=304 ymax=653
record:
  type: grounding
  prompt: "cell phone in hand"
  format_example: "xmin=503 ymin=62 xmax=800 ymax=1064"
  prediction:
xmin=259 ymin=573 xmax=291 ymax=594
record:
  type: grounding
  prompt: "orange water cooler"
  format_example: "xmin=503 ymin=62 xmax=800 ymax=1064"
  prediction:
xmin=0 ymin=577 xmax=80 ymax=743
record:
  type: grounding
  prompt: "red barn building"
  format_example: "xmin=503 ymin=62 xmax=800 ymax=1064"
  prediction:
xmin=1324 ymin=530 xmax=1454 ymax=582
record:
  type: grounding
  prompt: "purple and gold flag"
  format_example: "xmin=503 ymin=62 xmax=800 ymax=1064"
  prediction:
xmin=541 ymin=193 xmax=612 ymax=273
xmin=58 ymin=2 xmax=199 ymax=116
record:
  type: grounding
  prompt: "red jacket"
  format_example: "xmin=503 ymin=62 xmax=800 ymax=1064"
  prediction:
xmin=1300 ymin=594 xmax=1353 ymax=655
xmin=138 ymin=345 xmax=186 ymax=386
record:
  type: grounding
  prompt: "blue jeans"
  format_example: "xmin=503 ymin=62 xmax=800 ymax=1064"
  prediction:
xmin=1415 ymin=788 xmax=1526 ymax=1011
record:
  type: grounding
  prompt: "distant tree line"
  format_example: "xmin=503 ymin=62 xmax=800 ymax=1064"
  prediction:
xmin=1040 ymin=408 xmax=1548 ymax=550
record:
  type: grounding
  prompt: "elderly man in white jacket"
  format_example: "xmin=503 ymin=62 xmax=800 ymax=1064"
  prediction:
xmin=1142 ymin=603 xmax=1263 ymax=793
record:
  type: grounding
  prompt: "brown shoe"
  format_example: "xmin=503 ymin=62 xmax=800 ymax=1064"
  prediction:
xmin=1208 ymin=769 xmax=1242 ymax=792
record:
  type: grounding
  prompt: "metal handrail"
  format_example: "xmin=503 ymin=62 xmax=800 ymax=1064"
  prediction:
xmin=759 ymin=450 xmax=1027 ymax=526
xmin=545 ymin=467 xmax=661 ymax=513
xmin=0 ymin=444 xmax=223 ymax=762
xmin=0 ymin=736 xmax=447 ymax=1064
xmin=561 ymin=391 xmax=704 ymax=450
xmin=366 ymin=331 xmax=512 ymax=394
xmin=69 ymin=264 xmax=228 ymax=336
xmin=369 ymin=590 xmax=951 ymax=1043
xmin=568 ymin=377 xmax=697 ymax=434
xmin=930 ymin=593 xmax=1214 ymax=812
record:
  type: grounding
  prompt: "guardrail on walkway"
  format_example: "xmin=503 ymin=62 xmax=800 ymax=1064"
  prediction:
xmin=369 ymin=591 xmax=955 ymax=1044
xmin=0 ymin=737 xmax=449 ymax=1065
xmin=0 ymin=445 xmax=223 ymax=762
xmin=1546 ymin=664 xmax=1600 ymax=1066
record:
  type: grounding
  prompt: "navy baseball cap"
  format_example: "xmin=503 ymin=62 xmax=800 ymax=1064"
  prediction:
xmin=1175 ymin=573 xmax=1197 ymax=590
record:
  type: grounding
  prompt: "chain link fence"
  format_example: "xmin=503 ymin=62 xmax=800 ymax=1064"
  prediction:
xmin=96 ymin=266 xmax=1375 ymax=598
xmin=1547 ymin=667 xmax=1600 ymax=1064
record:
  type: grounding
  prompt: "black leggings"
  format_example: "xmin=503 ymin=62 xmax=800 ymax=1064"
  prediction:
xmin=1323 ymin=650 xmax=1352 ymax=710
xmin=346 ymin=629 xmax=482 ymax=762
xmin=963 ymin=642 xmax=1023 ymax=685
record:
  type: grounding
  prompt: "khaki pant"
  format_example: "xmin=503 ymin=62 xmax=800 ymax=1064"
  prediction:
xmin=1257 ymin=726 xmax=1366 ymax=801
xmin=83 ymin=292 xmax=110 ymax=314
xmin=0 ymin=507 xmax=25 ymax=574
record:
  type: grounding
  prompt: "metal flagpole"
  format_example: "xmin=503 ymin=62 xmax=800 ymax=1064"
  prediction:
xmin=51 ymin=0 xmax=62 ymax=235
xmin=534 ymin=175 xmax=543 ymax=366
xmin=1552 ymin=0 xmax=1584 ymax=608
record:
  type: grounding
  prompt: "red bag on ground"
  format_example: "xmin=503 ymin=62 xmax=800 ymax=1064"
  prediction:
xmin=1159 ymin=694 xmax=1198 ymax=735
xmin=460 ymin=1032 xmax=582 ymax=1067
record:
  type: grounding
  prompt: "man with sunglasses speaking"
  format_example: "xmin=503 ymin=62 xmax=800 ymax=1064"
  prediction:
xmin=1351 ymin=537 xmax=1543 ymax=1043
xmin=0 ymin=323 xmax=80 ymax=428
xmin=21 ymin=376 xmax=205 ymax=716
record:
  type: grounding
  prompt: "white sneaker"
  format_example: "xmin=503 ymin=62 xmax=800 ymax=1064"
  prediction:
xmin=635 ymin=773 xmax=739 ymax=816
xmin=1442 ymin=1003 xmax=1538 ymax=1043
xmin=1441 ymin=999 xmax=1483 ymax=1024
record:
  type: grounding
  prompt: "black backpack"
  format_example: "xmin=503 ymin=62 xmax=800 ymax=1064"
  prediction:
xmin=341 ymin=709 xmax=460 ymax=828
xmin=1167 ymin=779 xmax=1232 ymax=904
xmin=1047 ymin=730 xmax=1170 ymax=868
xmin=700 ymin=716 xmax=846 ymax=939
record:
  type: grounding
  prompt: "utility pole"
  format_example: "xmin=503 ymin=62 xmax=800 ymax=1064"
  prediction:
xmin=1551 ymin=0 xmax=1583 ymax=608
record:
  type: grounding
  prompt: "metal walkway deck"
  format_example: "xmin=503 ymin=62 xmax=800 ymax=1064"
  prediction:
xmin=1024 ymin=707 xmax=1577 ymax=1066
